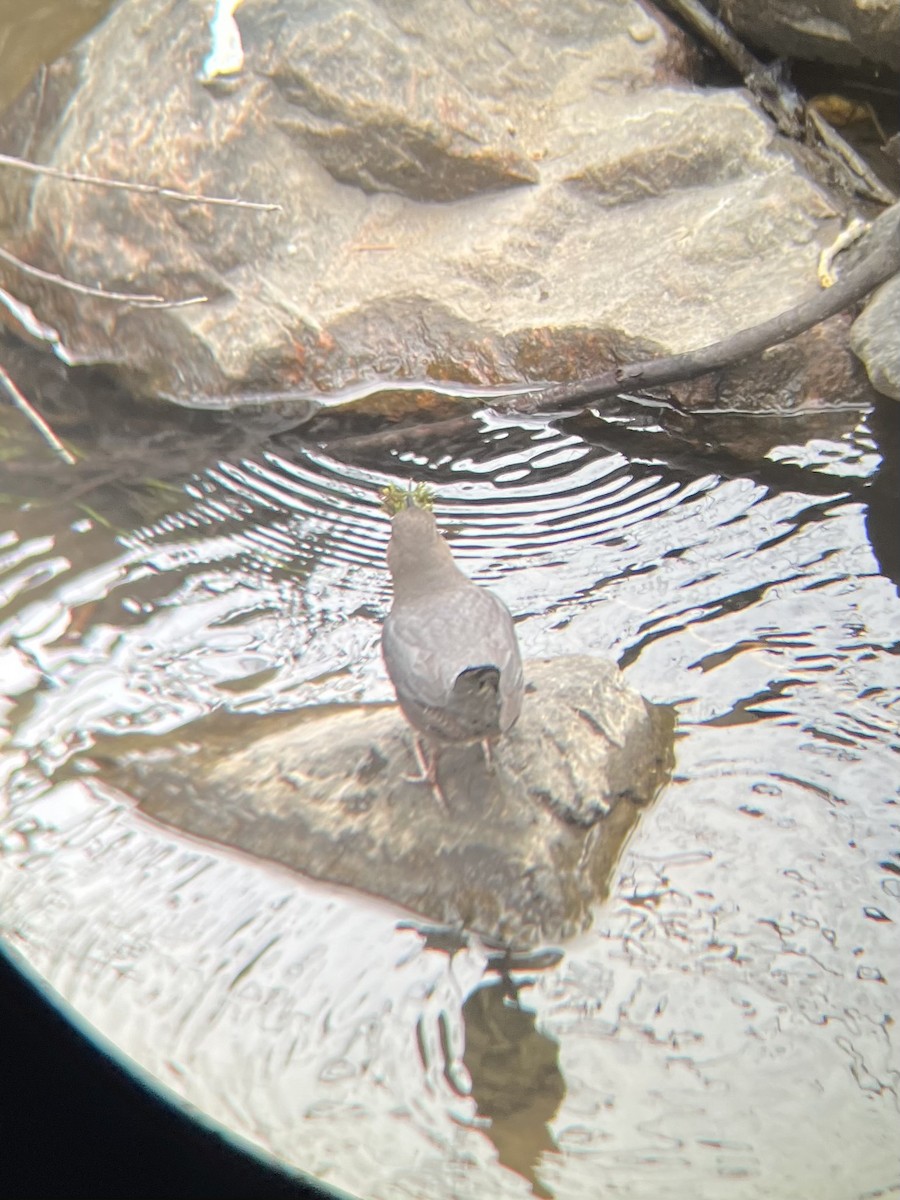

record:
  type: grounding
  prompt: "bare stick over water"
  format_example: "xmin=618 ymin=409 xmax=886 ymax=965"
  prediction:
xmin=0 ymin=365 xmax=77 ymax=465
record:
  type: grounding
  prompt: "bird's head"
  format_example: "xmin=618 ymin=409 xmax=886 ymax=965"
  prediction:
xmin=380 ymin=482 xmax=434 ymax=516
xmin=382 ymin=488 xmax=462 ymax=594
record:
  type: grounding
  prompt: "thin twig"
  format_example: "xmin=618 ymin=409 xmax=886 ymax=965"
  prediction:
xmin=806 ymin=107 xmax=896 ymax=206
xmin=0 ymin=365 xmax=77 ymax=465
xmin=19 ymin=66 xmax=48 ymax=163
xmin=656 ymin=0 xmax=897 ymax=205
xmin=0 ymin=245 xmax=207 ymax=307
xmin=0 ymin=283 xmax=69 ymax=358
xmin=0 ymin=151 xmax=281 ymax=211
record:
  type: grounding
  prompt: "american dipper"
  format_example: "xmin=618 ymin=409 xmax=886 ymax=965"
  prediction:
xmin=381 ymin=495 xmax=524 ymax=803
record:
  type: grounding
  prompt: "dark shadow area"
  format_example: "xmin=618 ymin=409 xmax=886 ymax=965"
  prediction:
xmin=0 ymin=333 xmax=311 ymax=518
xmin=0 ymin=945 xmax=340 ymax=1200
xmin=865 ymin=394 xmax=900 ymax=594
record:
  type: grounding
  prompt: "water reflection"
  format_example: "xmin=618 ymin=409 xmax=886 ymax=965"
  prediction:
xmin=461 ymin=980 xmax=565 ymax=1198
xmin=1 ymin=336 xmax=898 ymax=1197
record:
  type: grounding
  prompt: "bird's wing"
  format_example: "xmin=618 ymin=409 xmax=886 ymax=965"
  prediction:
xmin=383 ymin=584 xmax=519 ymax=711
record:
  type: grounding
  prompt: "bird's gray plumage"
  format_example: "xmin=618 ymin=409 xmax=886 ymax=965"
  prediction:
xmin=382 ymin=504 xmax=524 ymax=751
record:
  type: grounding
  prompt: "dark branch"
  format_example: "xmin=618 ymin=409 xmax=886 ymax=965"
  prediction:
xmin=322 ymin=206 xmax=900 ymax=454
xmin=511 ymin=216 xmax=900 ymax=415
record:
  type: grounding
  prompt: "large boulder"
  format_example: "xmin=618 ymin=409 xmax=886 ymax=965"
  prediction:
xmin=105 ymin=656 xmax=675 ymax=947
xmin=0 ymin=0 xmax=868 ymax=410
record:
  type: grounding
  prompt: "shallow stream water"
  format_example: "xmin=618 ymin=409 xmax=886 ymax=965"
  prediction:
xmin=0 ymin=336 xmax=898 ymax=1199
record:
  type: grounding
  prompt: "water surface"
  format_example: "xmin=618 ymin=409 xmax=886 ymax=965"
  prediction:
xmin=1 ymin=340 xmax=898 ymax=1199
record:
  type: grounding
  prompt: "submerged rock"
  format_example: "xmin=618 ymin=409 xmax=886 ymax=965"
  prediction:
xmin=107 ymin=656 xmax=675 ymax=947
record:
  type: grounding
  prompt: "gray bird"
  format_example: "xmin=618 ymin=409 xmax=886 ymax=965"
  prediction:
xmin=382 ymin=500 xmax=524 ymax=802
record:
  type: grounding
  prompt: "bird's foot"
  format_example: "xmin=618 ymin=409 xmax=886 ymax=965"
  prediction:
xmin=403 ymin=737 xmax=448 ymax=808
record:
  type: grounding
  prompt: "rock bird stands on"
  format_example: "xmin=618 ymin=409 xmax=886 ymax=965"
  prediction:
xmin=381 ymin=486 xmax=524 ymax=803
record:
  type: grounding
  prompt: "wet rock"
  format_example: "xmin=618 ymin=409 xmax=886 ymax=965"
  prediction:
xmin=852 ymin=278 xmax=900 ymax=402
xmin=850 ymin=205 xmax=900 ymax=402
xmin=106 ymin=656 xmax=675 ymax=948
xmin=715 ymin=0 xmax=900 ymax=71
xmin=266 ymin=6 xmax=539 ymax=202
xmin=0 ymin=0 xmax=853 ymax=409
xmin=661 ymin=311 xmax=880 ymax=433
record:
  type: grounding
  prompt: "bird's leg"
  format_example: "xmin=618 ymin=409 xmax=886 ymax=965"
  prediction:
xmin=410 ymin=734 xmax=435 ymax=782
xmin=404 ymin=736 xmax=448 ymax=808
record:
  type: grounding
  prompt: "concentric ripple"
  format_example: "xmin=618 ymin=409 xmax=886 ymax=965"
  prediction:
xmin=1 ymin=398 xmax=898 ymax=1200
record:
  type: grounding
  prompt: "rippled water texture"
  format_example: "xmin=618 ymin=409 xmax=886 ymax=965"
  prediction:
xmin=1 ymin=357 xmax=898 ymax=1199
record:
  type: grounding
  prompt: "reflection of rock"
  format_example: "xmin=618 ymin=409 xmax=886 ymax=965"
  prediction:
xmin=0 ymin=0 xmax=856 ymax=408
xmin=462 ymin=981 xmax=565 ymax=1199
xmin=106 ymin=657 xmax=674 ymax=947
